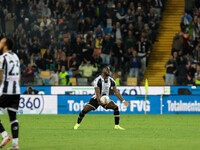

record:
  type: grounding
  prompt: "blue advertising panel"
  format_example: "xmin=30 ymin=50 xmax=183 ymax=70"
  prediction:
xmin=162 ymin=95 xmax=200 ymax=114
xmin=20 ymin=86 xmax=51 ymax=95
xmin=58 ymin=95 xmax=161 ymax=114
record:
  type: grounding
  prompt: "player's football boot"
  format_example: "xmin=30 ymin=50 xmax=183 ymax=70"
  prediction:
xmin=0 ymin=135 xmax=11 ymax=148
xmin=73 ymin=123 xmax=80 ymax=130
xmin=7 ymin=145 xmax=19 ymax=150
xmin=114 ymin=125 xmax=125 ymax=130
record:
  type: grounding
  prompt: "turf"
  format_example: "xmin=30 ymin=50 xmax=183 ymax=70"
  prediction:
xmin=0 ymin=114 xmax=200 ymax=150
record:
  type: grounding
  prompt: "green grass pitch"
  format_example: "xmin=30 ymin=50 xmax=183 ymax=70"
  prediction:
xmin=1 ymin=114 xmax=200 ymax=150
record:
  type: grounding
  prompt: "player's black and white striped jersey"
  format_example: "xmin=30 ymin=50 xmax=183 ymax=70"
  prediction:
xmin=0 ymin=51 xmax=20 ymax=95
xmin=92 ymin=75 xmax=116 ymax=98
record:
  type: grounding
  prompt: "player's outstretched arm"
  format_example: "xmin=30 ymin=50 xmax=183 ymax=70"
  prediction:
xmin=113 ymin=87 xmax=130 ymax=106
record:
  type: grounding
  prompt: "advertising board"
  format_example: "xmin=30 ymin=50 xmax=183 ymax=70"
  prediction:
xmin=58 ymin=95 xmax=161 ymax=114
xmin=18 ymin=95 xmax=57 ymax=114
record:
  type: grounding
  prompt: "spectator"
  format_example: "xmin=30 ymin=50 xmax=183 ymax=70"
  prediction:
xmin=43 ymin=49 xmax=54 ymax=70
xmin=79 ymin=61 xmax=98 ymax=78
xmin=16 ymin=23 xmax=25 ymax=39
xmin=49 ymin=69 xmax=59 ymax=85
xmin=54 ymin=48 xmax=66 ymax=65
xmin=31 ymin=25 xmax=41 ymax=40
xmin=62 ymin=37 xmax=72 ymax=57
xmin=101 ymin=33 xmax=113 ymax=65
xmin=5 ymin=13 xmax=16 ymax=36
xmin=95 ymin=25 xmax=104 ymax=38
xmin=35 ymin=54 xmax=46 ymax=71
xmin=165 ymin=56 xmax=178 ymax=85
xmin=23 ymin=18 xmax=31 ymax=33
xmin=69 ymin=53 xmax=80 ymax=71
xmin=18 ymin=49 xmax=28 ymax=65
xmin=113 ymin=22 xmax=122 ymax=40
xmin=73 ymin=37 xmax=84 ymax=60
xmin=59 ymin=66 xmax=71 ymax=86
xmin=30 ymin=39 xmax=40 ymax=56
xmin=24 ymin=64 xmax=35 ymax=85
xmin=95 ymin=35 xmax=103 ymax=49
xmin=42 ymin=5 xmax=51 ymax=18
xmin=151 ymin=0 xmax=164 ymax=17
xmin=111 ymin=39 xmax=124 ymax=70
xmin=192 ymin=45 xmax=200 ymax=63
xmin=91 ymin=53 xmax=103 ymax=71
xmin=125 ymin=30 xmax=136 ymax=49
xmin=35 ymin=72 xmax=45 ymax=86
xmin=135 ymin=16 xmax=144 ymax=34
xmin=40 ymin=17 xmax=51 ymax=32
xmin=181 ymin=12 xmax=192 ymax=32
xmin=129 ymin=50 xmax=141 ymax=83
xmin=59 ymin=55 xmax=68 ymax=71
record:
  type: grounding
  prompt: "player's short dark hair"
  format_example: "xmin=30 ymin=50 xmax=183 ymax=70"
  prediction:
xmin=102 ymin=65 xmax=110 ymax=71
xmin=5 ymin=38 xmax=14 ymax=50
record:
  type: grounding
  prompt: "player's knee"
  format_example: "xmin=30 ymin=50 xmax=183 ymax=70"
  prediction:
xmin=80 ymin=112 xmax=85 ymax=117
xmin=82 ymin=110 xmax=87 ymax=115
xmin=8 ymin=111 xmax=17 ymax=122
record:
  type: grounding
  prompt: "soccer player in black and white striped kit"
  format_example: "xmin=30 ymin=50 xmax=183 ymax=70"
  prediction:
xmin=74 ymin=66 xmax=130 ymax=130
xmin=0 ymin=38 xmax=20 ymax=150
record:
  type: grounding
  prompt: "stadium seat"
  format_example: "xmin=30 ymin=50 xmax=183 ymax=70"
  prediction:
xmin=127 ymin=77 xmax=137 ymax=86
xmin=41 ymin=49 xmax=46 ymax=57
xmin=77 ymin=78 xmax=88 ymax=86
xmin=40 ymin=71 xmax=50 ymax=78
xmin=70 ymin=78 xmax=77 ymax=86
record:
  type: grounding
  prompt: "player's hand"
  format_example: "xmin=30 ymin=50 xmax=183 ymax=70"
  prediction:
xmin=123 ymin=101 xmax=130 ymax=107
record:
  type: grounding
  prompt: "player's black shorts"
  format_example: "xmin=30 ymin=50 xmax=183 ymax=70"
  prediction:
xmin=87 ymin=98 xmax=100 ymax=110
xmin=0 ymin=94 xmax=20 ymax=112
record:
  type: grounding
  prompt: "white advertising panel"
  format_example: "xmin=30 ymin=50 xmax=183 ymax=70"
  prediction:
xmin=18 ymin=95 xmax=57 ymax=114
xmin=51 ymin=86 xmax=170 ymax=95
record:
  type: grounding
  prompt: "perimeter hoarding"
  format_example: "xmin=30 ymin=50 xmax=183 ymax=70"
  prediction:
xmin=18 ymin=95 xmax=57 ymax=114
xmin=162 ymin=95 xmax=200 ymax=114
xmin=51 ymin=86 xmax=169 ymax=95
xmin=58 ymin=95 xmax=161 ymax=114
xmin=20 ymin=86 xmax=200 ymax=95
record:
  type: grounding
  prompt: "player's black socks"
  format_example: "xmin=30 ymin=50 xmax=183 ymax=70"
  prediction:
xmin=11 ymin=120 xmax=19 ymax=138
xmin=0 ymin=120 xmax=5 ymax=133
xmin=77 ymin=112 xmax=85 ymax=124
xmin=114 ymin=107 xmax=120 ymax=125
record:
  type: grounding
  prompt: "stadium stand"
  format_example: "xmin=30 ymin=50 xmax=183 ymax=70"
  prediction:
xmin=0 ymin=0 xmax=169 ymax=86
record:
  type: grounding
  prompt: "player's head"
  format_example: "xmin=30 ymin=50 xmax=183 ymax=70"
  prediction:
xmin=0 ymin=37 xmax=14 ymax=52
xmin=102 ymin=66 xmax=111 ymax=77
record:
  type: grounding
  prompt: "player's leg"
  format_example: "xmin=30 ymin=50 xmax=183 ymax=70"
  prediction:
xmin=106 ymin=101 xmax=125 ymax=130
xmin=7 ymin=95 xmax=20 ymax=150
xmin=0 ymin=95 xmax=11 ymax=148
xmin=7 ymin=110 xmax=19 ymax=149
xmin=0 ymin=119 xmax=12 ymax=148
xmin=74 ymin=98 xmax=98 ymax=129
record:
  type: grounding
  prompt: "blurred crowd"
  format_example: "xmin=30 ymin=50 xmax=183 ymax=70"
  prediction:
xmin=165 ymin=0 xmax=200 ymax=86
xmin=0 ymin=0 xmax=165 ymax=86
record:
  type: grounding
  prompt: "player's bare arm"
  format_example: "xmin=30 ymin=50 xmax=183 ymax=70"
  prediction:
xmin=113 ymin=87 xmax=130 ymax=106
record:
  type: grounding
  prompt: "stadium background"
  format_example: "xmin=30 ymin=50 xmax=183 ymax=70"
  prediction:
xmin=0 ymin=0 xmax=200 ymax=150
